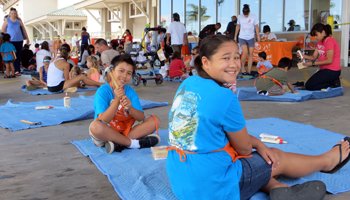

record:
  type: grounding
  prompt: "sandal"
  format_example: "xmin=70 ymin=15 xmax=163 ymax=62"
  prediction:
xmin=321 ymin=136 xmax=350 ymax=174
xmin=270 ymin=180 xmax=326 ymax=200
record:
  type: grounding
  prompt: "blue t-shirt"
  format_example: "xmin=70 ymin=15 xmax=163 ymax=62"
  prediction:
xmin=257 ymin=60 xmax=273 ymax=70
xmin=166 ymin=75 xmax=246 ymax=200
xmin=0 ymin=42 xmax=16 ymax=61
xmin=93 ymin=83 xmax=143 ymax=119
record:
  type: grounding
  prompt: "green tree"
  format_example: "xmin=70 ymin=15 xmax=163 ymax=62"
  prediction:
xmin=186 ymin=4 xmax=210 ymax=23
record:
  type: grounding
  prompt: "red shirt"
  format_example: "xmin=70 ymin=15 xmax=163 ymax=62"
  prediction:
xmin=169 ymin=58 xmax=185 ymax=78
xmin=124 ymin=35 xmax=133 ymax=43
xmin=316 ymin=37 xmax=341 ymax=71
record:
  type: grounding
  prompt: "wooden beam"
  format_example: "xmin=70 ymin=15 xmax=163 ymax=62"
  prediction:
xmin=32 ymin=24 xmax=45 ymax=38
xmin=32 ymin=25 xmax=44 ymax=35
xmin=84 ymin=9 xmax=101 ymax=25
xmin=102 ymin=2 xmax=121 ymax=21
xmin=46 ymin=21 xmax=59 ymax=34
xmin=62 ymin=19 xmax=66 ymax=36
xmin=130 ymin=0 xmax=149 ymax=19
xmin=39 ymin=23 xmax=50 ymax=33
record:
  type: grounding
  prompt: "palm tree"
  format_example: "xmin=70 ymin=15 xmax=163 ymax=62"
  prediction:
xmin=186 ymin=4 xmax=210 ymax=23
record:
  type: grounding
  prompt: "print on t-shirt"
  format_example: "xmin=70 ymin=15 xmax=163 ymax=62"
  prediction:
xmin=169 ymin=87 xmax=199 ymax=151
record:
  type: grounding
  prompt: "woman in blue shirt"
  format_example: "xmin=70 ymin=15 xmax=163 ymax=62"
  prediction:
xmin=2 ymin=7 xmax=29 ymax=75
xmin=166 ymin=35 xmax=350 ymax=200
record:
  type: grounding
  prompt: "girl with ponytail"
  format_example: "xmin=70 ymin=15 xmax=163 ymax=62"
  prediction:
xmin=47 ymin=43 xmax=102 ymax=92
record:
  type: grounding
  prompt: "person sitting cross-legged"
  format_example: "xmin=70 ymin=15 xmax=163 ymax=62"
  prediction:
xmin=89 ymin=54 xmax=161 ymax=153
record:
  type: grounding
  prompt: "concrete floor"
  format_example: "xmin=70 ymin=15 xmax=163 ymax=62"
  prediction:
xmin=0 ymin=66 xmax=350 ymax=200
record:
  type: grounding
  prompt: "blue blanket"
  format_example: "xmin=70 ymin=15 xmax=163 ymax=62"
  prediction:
xmin=0 ymin=96 xmax=168 ymax=132
xmin=237 ymin=74 xmax=256 ymax=81
xmin=72 ymin=118 xmax=350 ymax=200
xmin=21 ymin=85 xmax=98 ymax=95
xmin=237 ymin=87 xmax=343 ymax=102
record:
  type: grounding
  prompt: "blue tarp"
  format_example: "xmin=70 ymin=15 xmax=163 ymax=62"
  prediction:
xmin=72 ymin=118 xmax=350 ymax=200
xmin=0 ymin=96 xmax=168 ymax=132
xmin=237 ymin=87 xmax=343 ymax=102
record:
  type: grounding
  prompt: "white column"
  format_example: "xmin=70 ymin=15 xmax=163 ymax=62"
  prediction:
xmin=341 ymin=0 xmax=349 ymax=67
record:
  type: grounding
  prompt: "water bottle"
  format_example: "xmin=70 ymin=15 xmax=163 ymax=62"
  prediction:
xmin=63 ymin=93 xmax=71 ymax=108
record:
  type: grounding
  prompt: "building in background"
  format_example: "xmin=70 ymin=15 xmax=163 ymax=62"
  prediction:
xmin=158 ymin=0 xmax=349 ymax=67
xmin=1 ymin=0 xmax=349 ymax=66
xmin=72 ymin=0 xmax=157 ymax=40
xmin=0 ymin=0 xmax=87 ymax=42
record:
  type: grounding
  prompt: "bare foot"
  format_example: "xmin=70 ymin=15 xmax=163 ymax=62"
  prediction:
xmin=323 ymin=140 xmax=350 ymax=172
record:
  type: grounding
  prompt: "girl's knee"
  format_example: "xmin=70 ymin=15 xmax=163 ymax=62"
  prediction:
xmin=89 ymin=120 xmax=106 ymax=138
xmin=147 ymin=115 xmax=160 ymax=127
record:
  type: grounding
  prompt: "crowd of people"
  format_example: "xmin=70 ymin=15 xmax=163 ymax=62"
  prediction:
xmin=0 ymin=4 xmax=346 ymax=200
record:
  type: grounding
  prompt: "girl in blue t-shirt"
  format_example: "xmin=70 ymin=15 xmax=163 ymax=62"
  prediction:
xmin=89 ymin=54 xmax=161 ymax=154
xmin=166 ymin=35 xmax=350 ymax=200
xmin=0 ymin=33 xmax=16 ymax=78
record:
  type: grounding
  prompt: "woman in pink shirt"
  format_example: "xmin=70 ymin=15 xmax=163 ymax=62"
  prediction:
xmin=299 ymin=23 xmax=341 ymax=90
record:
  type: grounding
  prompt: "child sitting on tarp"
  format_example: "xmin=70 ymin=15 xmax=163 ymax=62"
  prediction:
xmin=255 ymin=57 xmax=296 ymax=96
xmin=86 ymin=55 xmax=101 ymax=82
xmin=89 ymin=54 xmax=160 ymax=154
xmin=256 ymin=51 xmax=273 ymax=75
xmin=26 ymin=56 xmax=51 ymax=90
xmin=169 ymin=51 xmax=186 ymax=80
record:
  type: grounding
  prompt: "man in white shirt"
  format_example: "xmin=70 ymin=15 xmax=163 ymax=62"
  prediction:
xmin=94 ymin=38 xmax=119 ymax=69
xmin=166 ymin=13 xmax=188 ymax=55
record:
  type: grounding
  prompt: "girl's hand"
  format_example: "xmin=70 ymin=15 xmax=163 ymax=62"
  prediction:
xmin=120 ymin=96 xmax=131 ymax=110
xmin=256 ymin=144 xmax=278 ymax=168
xmin=113 ymin=87 xmax=125 ymax=100
xmin=303 ymin=61 xmax=312 ymax=67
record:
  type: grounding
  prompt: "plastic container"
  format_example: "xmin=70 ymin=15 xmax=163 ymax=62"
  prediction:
xmin=63 ymin=93 xmax=71 ymax=108
xmin=297 ymin=50 xmax=305 ymax=63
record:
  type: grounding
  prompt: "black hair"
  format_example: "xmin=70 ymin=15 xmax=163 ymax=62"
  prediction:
xmin=194 ymin=35 xmax=233 ymax=79
xmin=88 ymin=44 xmax=95 ymax=55
xmin=10 ymin=7 xmax=16 ymax=11
xmin=34 ymin=43 xmax=39 ymax=48
xmin=95 ymin=38 xmax=108 ymax=46
xmin=258 ymin=51 xmax=267 ymax=60
xmin=41 ymin=41 xmax=49 ymax=51
xmin=111 ymin=54 xmax=136 ymax=72
xmin=23 ymin=44 xmax=30 ymax=49
xmin=324 ymin=24 xmax=332 ymax=35
xmin=172 ymin=51 xmax=181 ymax=60
xmin=216 ymin=23 xmax=221 ymax=27
xmin=43 ymin=56 xmax=51 ymax=62
xmin=125 ymin=29 xmax=131 ymax=35
xmin=242 ymin=4 xmax=250 ymax=15
xmin=263 ymin=25 xmax=271 ymax=33
xmin=173 ymin=13 xmax=180 ymax=22
xmin=2 ymin=33 xmax=11 ymax=42
xmin=59 ymin=43 xmax=71 ymax=60
xmin=278 ymin=57 xmax=292 ymax=70
xmin=310 ymin=23 xmax=332 ymax=42
xmin=82 ymin=27 xmax=87 ymax=31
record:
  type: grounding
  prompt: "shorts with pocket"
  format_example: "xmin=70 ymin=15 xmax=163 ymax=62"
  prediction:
xmin=239 ymin=152 xmax=272 ymax=200
xmin=238 ymin=38 xmax=255 ymax=48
